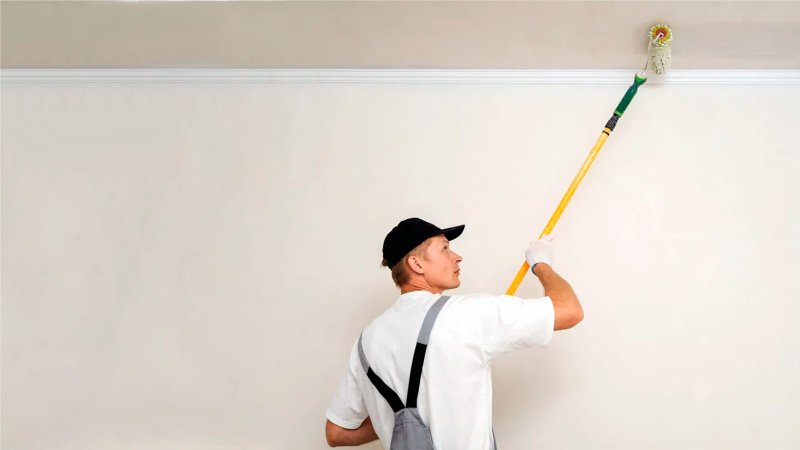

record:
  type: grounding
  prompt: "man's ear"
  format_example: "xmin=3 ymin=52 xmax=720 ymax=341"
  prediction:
xmin=406 ymin=255 xmax=425 ymax=275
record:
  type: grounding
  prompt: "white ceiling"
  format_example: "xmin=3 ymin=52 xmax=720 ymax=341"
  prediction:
xmin=2 ymin=1 xmax=799 ymax=69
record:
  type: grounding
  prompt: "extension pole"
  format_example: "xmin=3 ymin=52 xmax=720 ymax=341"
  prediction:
xmin=505 ymin=74 xmax=648 ymax=296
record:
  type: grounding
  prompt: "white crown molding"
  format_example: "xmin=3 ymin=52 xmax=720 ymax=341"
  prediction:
xmin=1 ymin=69 xmax=799 ymax=85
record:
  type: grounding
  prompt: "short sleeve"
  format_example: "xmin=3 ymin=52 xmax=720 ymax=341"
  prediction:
xmin=325 ymin=340 xmax=369 ymax=429
xmin=480 ymin=295 xmax=555 ymax=361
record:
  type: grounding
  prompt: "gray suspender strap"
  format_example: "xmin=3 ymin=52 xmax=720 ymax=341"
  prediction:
xmin=357 ymin=295 xmax=452 ymax=412
xmin=406 ymin=295 xmax=450 ymax=407
xmin=417 ymin=295 xmax=451 ymax=345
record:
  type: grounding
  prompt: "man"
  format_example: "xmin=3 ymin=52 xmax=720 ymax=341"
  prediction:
xmin=325 ymin=218 xmax=583 ymax=448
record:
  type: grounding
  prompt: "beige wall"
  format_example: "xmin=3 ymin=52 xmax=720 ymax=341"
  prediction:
xmin=2 ymin=76 xmax=799 ymax=449
xmin=3 ymin=1 xmax=799 ymax=69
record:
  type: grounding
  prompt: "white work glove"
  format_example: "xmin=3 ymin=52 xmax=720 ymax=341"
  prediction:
xmin=525 ymin=234 xmax=555 ymax=271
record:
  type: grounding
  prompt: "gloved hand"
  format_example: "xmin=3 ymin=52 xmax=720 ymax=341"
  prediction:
xmin=525 ymin=234 xmax=555 ymax=271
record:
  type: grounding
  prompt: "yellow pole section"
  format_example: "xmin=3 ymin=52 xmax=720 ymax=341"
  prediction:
xmin=505 ymin=128 xmax=612 ymax=296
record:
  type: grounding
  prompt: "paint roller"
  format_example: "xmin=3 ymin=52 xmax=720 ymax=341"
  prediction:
xmin=506 ymin=24 xmax=673 ymax=295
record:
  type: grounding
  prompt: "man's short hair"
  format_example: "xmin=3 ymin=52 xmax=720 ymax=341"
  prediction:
xmin=381 ymin=237 xmax=434 ymax=287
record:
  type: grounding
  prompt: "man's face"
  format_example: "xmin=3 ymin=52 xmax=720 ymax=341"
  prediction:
xmin=422 ymin=235 xmax=463 ymax=292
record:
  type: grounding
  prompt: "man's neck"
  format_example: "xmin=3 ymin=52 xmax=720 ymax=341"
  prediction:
xmin=400 ymin=280 xmax=443 ymax=295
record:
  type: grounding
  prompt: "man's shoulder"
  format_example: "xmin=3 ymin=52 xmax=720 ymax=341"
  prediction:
xmin=442 ymin=292 xmax=509 ymax=312
xmin=446 ymin=292 xmax=508 ymax=303
xmin=444 ymin=292 xmax=539 ymax=316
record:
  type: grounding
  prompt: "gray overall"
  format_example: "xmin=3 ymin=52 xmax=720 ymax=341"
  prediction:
xmin=358 ymin=295 xmax=498 ymax=450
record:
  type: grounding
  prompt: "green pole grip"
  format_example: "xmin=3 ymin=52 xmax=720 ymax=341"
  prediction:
xmin=614 ymin=74 xmax=647 ymax=116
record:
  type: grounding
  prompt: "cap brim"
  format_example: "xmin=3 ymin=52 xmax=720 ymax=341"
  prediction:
xmin=441 ymin=224 xmax=465 ymax=241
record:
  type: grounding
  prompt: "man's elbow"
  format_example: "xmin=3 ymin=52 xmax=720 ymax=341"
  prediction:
xmin=572 ymin=306 xmax=584 ymax=327
xmin=326 ymin=433 xmax=339 ymax=447
xmin=554 ymin=304 xmax=584 ymax=330
xmin=325 ymin=420 xmax=342 ymax=447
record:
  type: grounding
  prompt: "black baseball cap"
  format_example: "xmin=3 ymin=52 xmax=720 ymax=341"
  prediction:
xmin=382 ymin=218 xmax=465 ymax=268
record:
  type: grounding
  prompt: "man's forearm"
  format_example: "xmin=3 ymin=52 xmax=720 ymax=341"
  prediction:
xmin=534 ymin=263 xmax=575 ymax=300
xmin=533 ymin=263 xmax=583 ymax=328
xmin=327 ymin=417 xmax=379 ymax=447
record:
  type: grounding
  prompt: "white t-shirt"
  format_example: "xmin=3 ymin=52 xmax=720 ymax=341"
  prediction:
xmin=326 ymin=290 xmax=555 ymax=449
